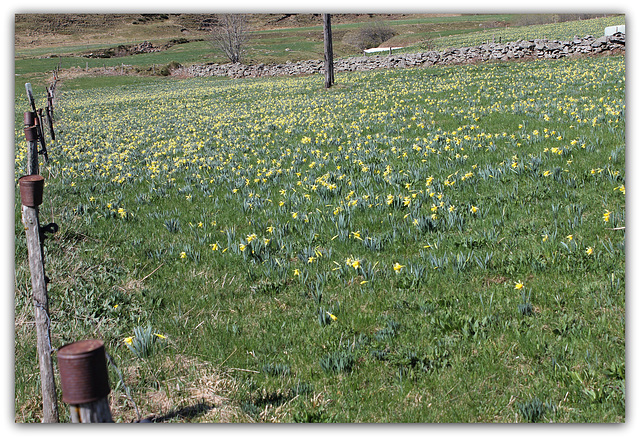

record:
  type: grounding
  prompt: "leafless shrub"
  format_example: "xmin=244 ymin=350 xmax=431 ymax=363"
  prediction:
xmin=343 ymin=21 xmax=396 ymax=51
xmin=210 ymin=14 xmax=249 ymax=64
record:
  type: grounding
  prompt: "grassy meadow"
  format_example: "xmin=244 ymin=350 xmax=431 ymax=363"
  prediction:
xmin=14 ymin=16 xmax=625 ymax=424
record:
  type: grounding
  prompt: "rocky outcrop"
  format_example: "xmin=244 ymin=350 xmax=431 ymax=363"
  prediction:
xmin=176 ymin=33 xmax=625 ymax=79
xmin=83 ymin=39 xmax=190 ymax=59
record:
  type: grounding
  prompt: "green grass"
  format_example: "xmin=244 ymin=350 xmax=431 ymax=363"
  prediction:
xmin=426 ymin=15 xmax=625 ymax=50
xmin=14 ymin=52 xmax=625 ymax=423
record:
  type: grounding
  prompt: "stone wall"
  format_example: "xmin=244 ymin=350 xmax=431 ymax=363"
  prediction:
xmin=176 ymin=33 xmax=625 ymax=79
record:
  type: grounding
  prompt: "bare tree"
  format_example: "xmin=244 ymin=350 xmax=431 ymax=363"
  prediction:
xmin=210 ymin=14 xmax=248 ymax=64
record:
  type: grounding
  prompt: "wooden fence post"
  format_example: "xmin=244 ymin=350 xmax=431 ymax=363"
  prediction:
xmin=19 ymin=175 xmax=59 ymax=423
xmin=25 ymin=83 xmax=48 ymax=163
xmin=46 ymin=88 xmax=55 ymax=141
xmin=57 ymin=340 xmax=113 ymax=423
xmin=23 ymin=111 xmax=39 ymax=176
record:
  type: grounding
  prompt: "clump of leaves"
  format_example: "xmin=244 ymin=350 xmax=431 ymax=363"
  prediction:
xmin=319 ymin=351 xmax=355 ymax=374
xmin=125 ymin=325 xmax=166 ymax=359
xmin=262 ymin=363 xmax=291 ymax=377
xmin=374 ymin=319 xmax=400 ymax=340
xmin=517 ymin=397 xmax=556 ymax=423
xmin=387 ymin=344 xmax=451 ymax=377
xmin=317 ymin=305 xmax=339 ymax=326
xmin=603 ymin=361 xmax=625 ymax=380
xmin=518 ymin=287 xmax=534 ymax=316
xmin=164 ymin=218 xmax=181 ymax=233
xmin=290 ymin=381 xmax=313 ymax=396
xmin=293 ymin=408 xmax=337 ymax=423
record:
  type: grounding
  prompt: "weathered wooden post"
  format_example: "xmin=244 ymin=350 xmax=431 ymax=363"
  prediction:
xmin=57 ymin=340 xmax=113 ymax=423
xmin=46 ymin=87 xmax=55 ymax=141
xmin=19 ymin=174 xmax=59 ymax=423
xmin=25 ymin=83 xmax=48 ymax=164
xmin=323 ymin=13 xmax=334 ymax=88
xmin=23 ymin=111 xmax=39 ymax=176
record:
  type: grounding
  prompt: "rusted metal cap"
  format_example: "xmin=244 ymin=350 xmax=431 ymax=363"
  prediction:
xmin=18 ymin=174 xmax=44 ymax=207
xmin=24 ymin=111 xmax=36 ymax=126
xmin=24 ymin=126 xmax=38 ymax=142
xmin=57 ymin=340 xmax=111 ymax=405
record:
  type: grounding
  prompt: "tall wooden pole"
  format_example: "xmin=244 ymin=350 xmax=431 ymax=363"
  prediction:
xmin=323 ymin=14 xmax=334 ymax=88
xmin=20 ymin=175 xmax=59 ymax=423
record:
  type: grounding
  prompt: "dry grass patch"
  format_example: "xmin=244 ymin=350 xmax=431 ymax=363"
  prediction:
xmin=110 ymin=354 xmax=250 ymax=423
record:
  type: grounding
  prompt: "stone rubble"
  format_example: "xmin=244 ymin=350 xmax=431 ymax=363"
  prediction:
xmin=175 ymin=33 xmax=625 ymax=79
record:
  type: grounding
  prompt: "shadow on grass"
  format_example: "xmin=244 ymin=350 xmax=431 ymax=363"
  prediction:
xmin=136 ymin=401 xmax=214 ymax=423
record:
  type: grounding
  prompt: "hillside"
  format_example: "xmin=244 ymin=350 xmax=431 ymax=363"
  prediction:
xmin=14 ymin=13 xmax=459 ymax=51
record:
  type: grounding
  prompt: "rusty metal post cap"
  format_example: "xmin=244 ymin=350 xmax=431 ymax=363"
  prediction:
xmin=57 ymin=340 xmax=111 ymax=405
xmin=24 ymin=126 xmax=38 ymax=142
xmin=23 ymin=111 xmax=36 ymax=126
xmin=18 ymin=174 xmax=44 ymax=207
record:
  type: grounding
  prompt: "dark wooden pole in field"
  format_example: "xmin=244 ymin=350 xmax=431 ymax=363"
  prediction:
xmin=19 ymin=175 xmax=59 ymax=423
xmin=57 ymin=340 xmax=113 ymax=423
xmin=323 ymin=14 xmax=334 ymax=88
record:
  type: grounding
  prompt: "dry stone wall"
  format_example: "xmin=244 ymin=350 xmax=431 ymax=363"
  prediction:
xmin=176 ymin=33 xmax=625 ymax=79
